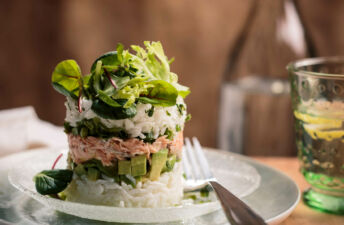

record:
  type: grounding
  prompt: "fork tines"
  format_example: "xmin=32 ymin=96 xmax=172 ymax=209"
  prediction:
xmin=183 ymin=137 xmax=214 ymax=182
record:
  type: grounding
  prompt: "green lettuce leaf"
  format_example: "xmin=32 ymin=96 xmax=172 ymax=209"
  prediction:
xmin=113 ymin=77 xmax=153 ymax=108
xmin=130 ymin=41 xmax=190 ymax=98
xmin=144 ymin=41 xmax=170 ymax=81
xmin=97 ymin=90 xmax=122 ymax=107
xmin=138 ymin=80 xmax=178 ymax=106
xmin=131 ymin=41 xmax=170 ymax=81
xmin=174 ymin=83 xmax=191 ymax=98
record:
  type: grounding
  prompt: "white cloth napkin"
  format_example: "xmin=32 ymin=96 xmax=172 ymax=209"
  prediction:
xmin=0 ymin=106 xmax=67 ymax=156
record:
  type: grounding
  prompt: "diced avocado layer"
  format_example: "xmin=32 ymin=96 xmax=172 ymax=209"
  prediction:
xmin=70 ymin=150 xmax=178 ymax=184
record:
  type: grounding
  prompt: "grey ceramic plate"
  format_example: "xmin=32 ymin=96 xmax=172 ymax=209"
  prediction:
xmin=0 ymin=148 xmax=299 ymax=225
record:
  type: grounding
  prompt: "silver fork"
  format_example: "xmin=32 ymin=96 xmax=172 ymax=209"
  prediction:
xmin=183 ymin=137 xmax=266 ymax=225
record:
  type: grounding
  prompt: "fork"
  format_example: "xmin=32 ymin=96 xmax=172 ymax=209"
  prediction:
xmin=183 ymin=137 xmax=266 ymax=225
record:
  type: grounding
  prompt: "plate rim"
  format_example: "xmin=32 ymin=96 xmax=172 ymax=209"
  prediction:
xmin=204 ymin=148 xmax=301 ymax=224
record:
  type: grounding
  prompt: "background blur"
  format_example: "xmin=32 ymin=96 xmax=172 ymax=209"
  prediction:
xmin=1 ymin=0 xmax=344 ymax=156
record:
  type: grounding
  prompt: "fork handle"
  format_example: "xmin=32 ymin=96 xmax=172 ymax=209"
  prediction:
xmin=209 ymin=181 xmax=267 ymax=225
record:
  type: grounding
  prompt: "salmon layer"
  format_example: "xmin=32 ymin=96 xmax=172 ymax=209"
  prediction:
xmin=68 ymin=132 xmax=183 ymax=166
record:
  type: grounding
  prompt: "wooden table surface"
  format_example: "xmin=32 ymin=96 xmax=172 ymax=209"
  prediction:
xmin=254 ymin=157 xmax=344 ymax=225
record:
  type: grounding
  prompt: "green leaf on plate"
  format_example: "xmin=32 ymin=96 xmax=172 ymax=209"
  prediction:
xmin=34 ymin=169 xmax=73 ymax=195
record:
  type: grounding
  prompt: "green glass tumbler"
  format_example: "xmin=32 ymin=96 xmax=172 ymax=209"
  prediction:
xmin=288 ymin=57 xmax=344 ymax=214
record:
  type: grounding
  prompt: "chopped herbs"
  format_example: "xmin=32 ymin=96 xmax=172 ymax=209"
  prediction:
xmin=146 ymin=106 xmax=155 ymax=117
xmin=176 ymin=104 xmax=185 ymax=115
xmin=200 ymin=185 xmax=212 ymax=198
xmin=176 ymin=124 xmax=181 ymax=132
xmin=141 ymin=132 xmax=156 ymax=143
xmin=183 ymin=185 xmax=213 ymax=204
xmin=120 ymin=175 xmax=137 ymax=188
xmin=63 ymin=122 xmax=73 ymax=133
xmin=65 ymin=119 xmax=128 ymax=139
xmin=164 ymin=128 xmax=174 ymax=140
xmin=185 ymin=194 xmax=197 ymax=201
xmin=185 ymin=113 xmax=192 ymax=122
xmin=166 ymin=111 xmax=171 ymax=116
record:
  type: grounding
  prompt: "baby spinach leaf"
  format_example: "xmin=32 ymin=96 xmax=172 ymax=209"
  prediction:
xmin=90 ymin=51 xmax=120 ymax=73
xmin=34 ymin=169 xmax=73 ymax=195
xmin=52 ymin=60 xmax=82 ymax=99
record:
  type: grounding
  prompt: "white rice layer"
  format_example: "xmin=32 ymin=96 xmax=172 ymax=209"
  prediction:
xmin=64 ymin=162 xmax=183 ymax=207
xmin=65 ymin=97 xmax=187 ymax=139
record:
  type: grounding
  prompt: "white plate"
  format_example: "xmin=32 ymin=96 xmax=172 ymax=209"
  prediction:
xmin=7 ymin=148 xmax=260 ymax=223
xmin=1 ymin=148 xmax=299 ymax=224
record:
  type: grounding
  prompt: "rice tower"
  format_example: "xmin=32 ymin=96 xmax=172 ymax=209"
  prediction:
xmin=51 ymin=41 xmax=191 ymax=207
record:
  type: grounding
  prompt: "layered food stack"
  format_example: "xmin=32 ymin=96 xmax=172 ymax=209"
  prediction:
xmin=46 ymin=41 xmax=191 ymax=207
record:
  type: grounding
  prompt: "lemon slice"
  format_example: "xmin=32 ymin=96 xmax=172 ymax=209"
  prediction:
xmin=294 ymin=111 xmax=344 ymax=141
xmin=294 ymin=111 xmax=343 ymax=127
xmin=304 ymin=124 xmax=344 ymax=141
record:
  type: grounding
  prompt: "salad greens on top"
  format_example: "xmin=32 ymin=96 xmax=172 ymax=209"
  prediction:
xmin=52 ymin=41 xmax=190 ymax=120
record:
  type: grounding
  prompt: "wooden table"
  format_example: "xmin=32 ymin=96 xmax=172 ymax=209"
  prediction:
xmin=254 ymin=157 xmax=344 ymax=225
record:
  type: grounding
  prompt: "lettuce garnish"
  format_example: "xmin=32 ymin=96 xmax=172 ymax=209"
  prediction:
xmin=51 ymin=41 xmax=190 ymax=119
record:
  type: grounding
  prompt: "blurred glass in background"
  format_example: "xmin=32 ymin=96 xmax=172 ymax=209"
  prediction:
xmin=218 ymin=0 xmax=310 ymax=155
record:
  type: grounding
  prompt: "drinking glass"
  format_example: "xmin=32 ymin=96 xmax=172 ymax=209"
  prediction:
xmin=288 ymin=57 xmax=344 ymax=214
